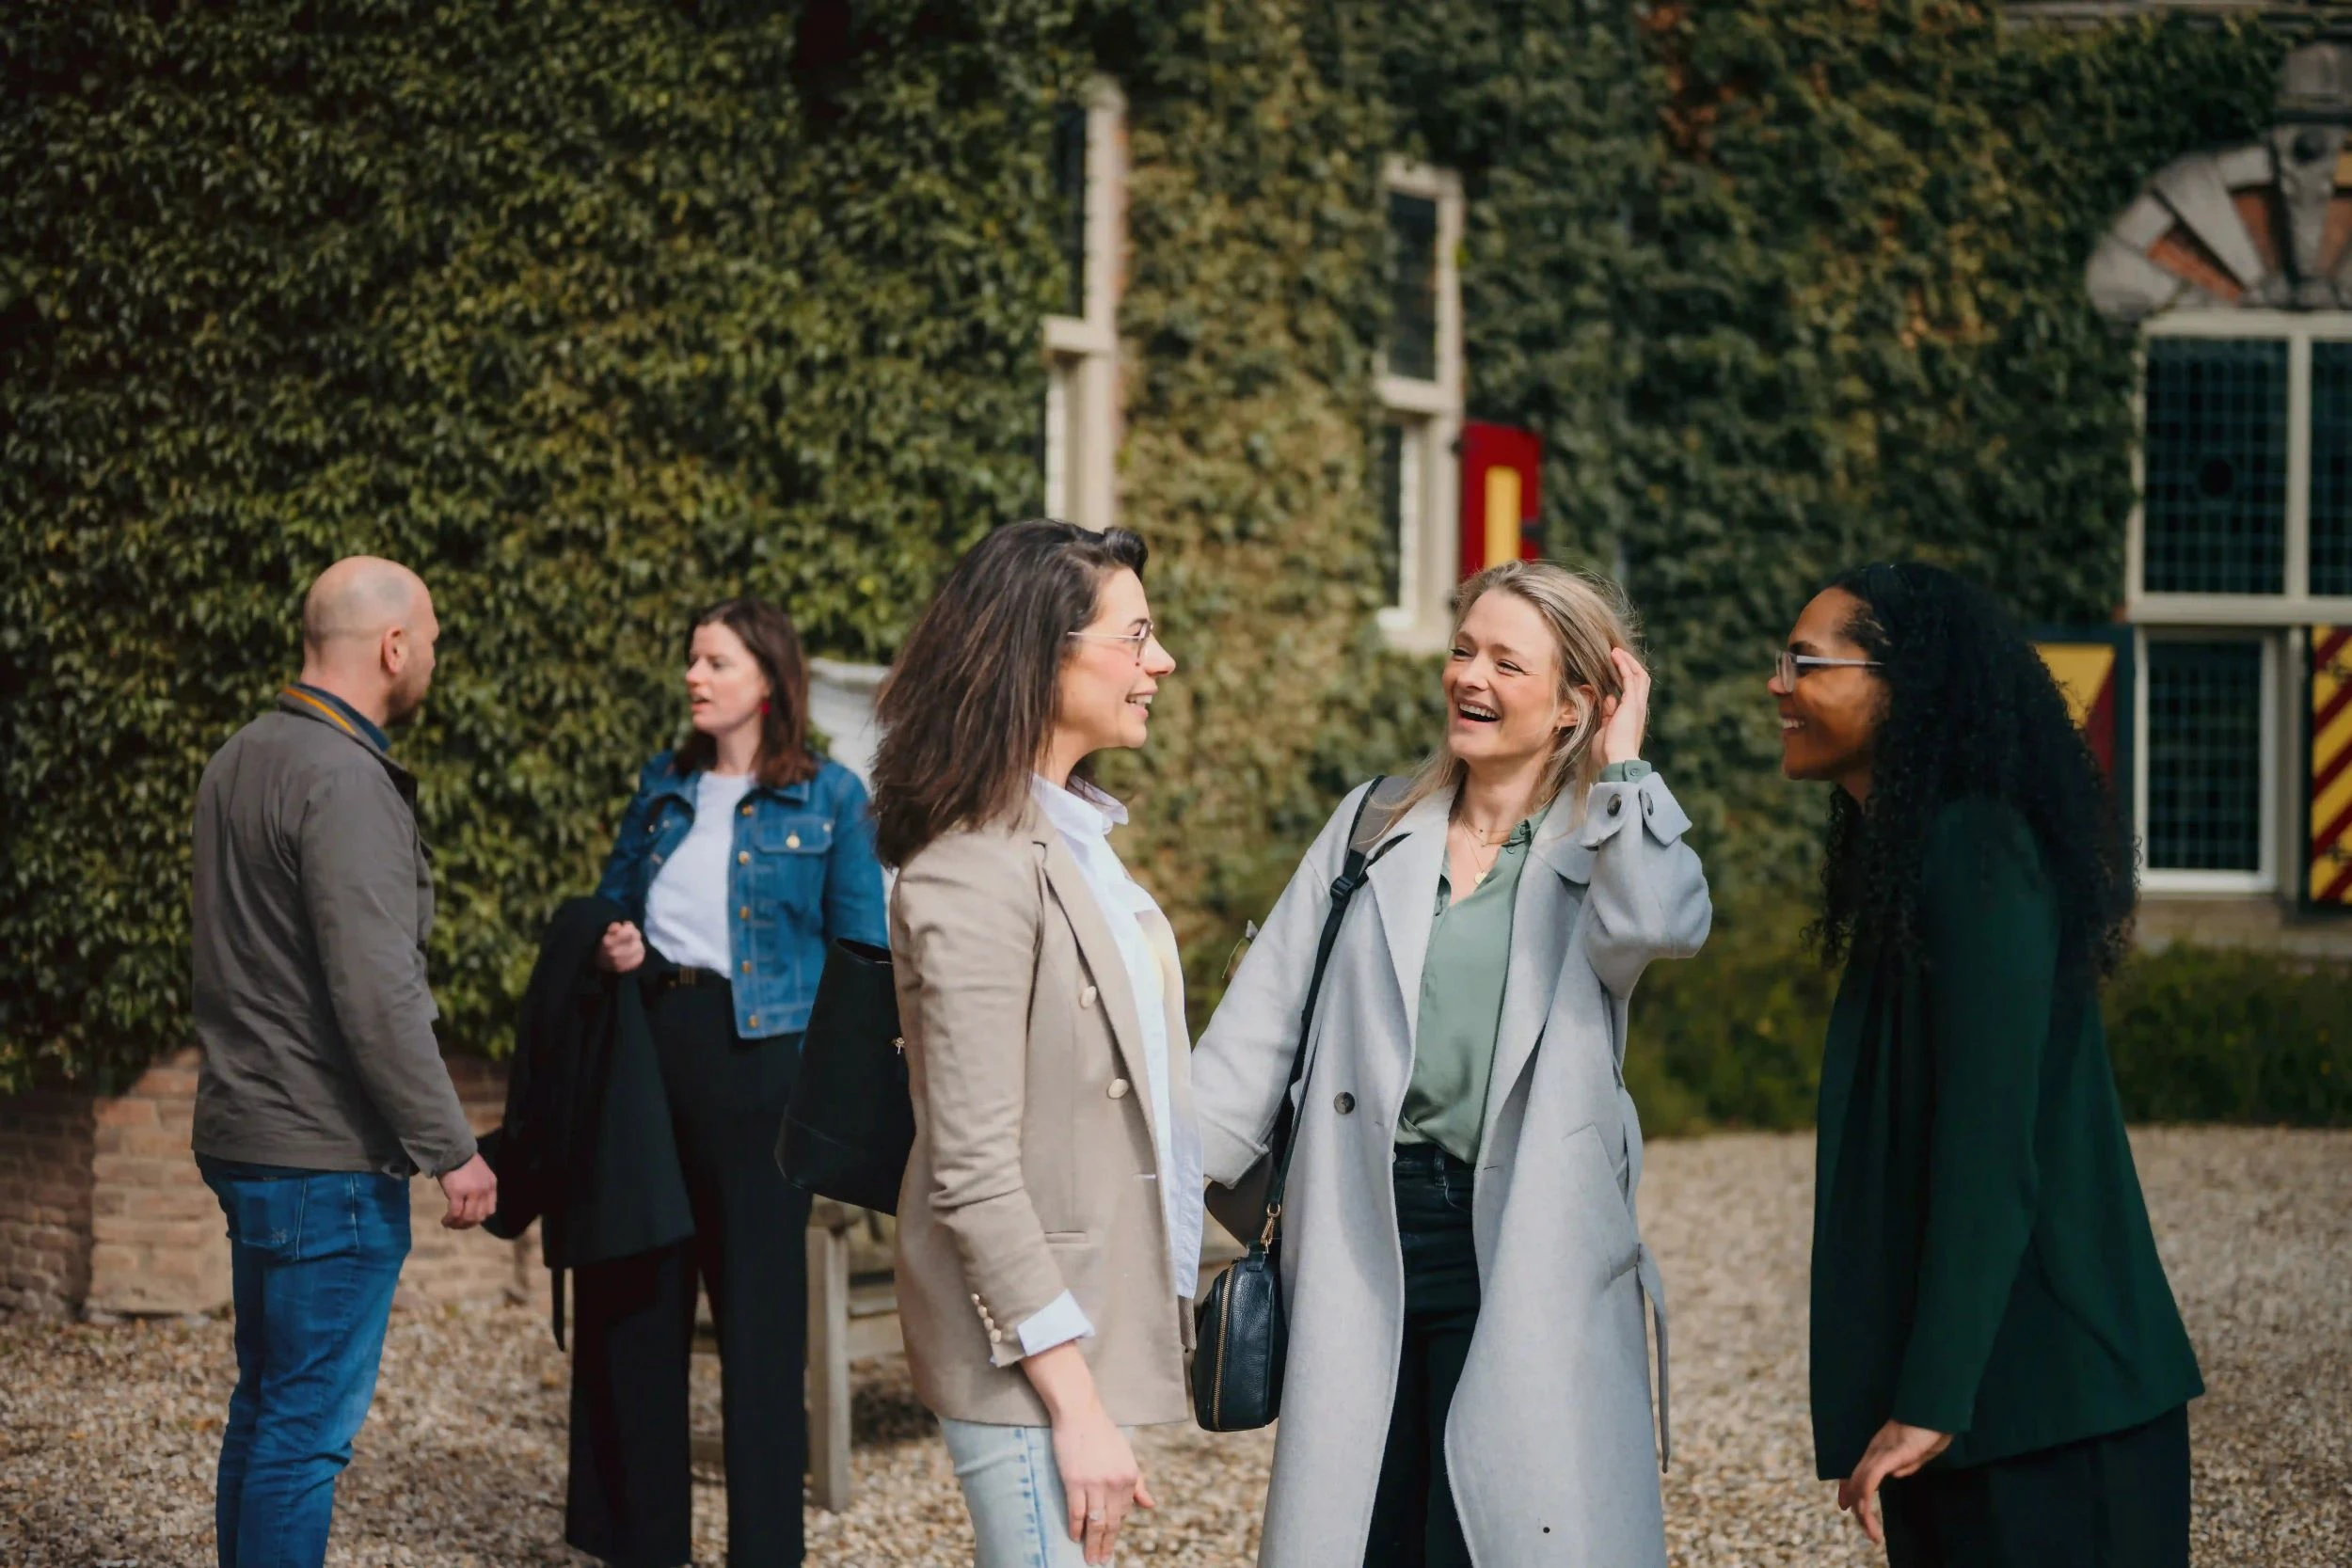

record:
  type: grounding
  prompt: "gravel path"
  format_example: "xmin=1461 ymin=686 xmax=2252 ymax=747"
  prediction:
xmin=2 ymin=1127 xmax=2343 ymax=1567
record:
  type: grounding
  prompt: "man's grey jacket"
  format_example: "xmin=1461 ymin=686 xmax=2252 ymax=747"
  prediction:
xmin=191 ymin=689 xmax=476 ymax=1176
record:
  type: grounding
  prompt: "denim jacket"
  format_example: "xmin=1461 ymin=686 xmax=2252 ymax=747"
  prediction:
xmin=595 ymin=751 xmax=888 ymax=1038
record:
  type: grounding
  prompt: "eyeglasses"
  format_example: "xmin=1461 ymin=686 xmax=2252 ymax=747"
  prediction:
xmin=1067 ymin=620 xmax=1156 ymax=663
xmin=1774 ymin=650 xmax=1882 ymax=687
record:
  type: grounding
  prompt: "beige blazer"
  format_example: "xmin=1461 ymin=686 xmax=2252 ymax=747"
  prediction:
xmin=888 ymin=802 xmax=1196 ymax=1428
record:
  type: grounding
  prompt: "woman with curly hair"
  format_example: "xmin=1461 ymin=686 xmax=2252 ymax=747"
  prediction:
xmin=1774 ymin=562 xmax=2202 ymax=1568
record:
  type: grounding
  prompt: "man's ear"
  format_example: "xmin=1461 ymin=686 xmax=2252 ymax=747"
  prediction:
xmin=381 ymin=624 xmax=407 ymax=675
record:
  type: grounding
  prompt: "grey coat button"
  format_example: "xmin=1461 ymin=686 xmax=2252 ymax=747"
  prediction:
xmin=1334 ymin=1092 xmax=1356 ymax=1115
xmin=1608 ymin=796 xmax=1623 ymax=816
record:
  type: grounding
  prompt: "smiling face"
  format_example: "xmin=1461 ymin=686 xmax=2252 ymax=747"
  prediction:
xmin=1443 ymin=589 xmax=1581 ymax=774
xmin=1053 ymin=567 xmax=1175 ymax=763
xmin=685 ymin=619 xmax=770 ymax=744
xmin=1772 ymin=587 xmax=1886 ymax=795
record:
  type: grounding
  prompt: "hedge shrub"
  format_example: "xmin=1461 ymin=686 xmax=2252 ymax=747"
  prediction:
xmin=1630 ymin=913 xmax=2352 ymax=1136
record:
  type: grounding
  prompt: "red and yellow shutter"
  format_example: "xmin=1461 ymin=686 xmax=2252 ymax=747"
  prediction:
xmin=2034 ymin=635 xmax=2125 ymax=782
xmin=1458 ymin=422 xmax=1541 ymax=578
xmin=2312 ymin=626 xmax=2352 ymax=907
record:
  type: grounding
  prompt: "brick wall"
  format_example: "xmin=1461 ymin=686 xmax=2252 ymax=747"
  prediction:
xmin=0 ymin=1050 xmax=534 ymax=1319
xmin=87 ymin=1049 xmax=228 ymax=1314
xmin=0 ymin=1089 xmax=96 ymax=1316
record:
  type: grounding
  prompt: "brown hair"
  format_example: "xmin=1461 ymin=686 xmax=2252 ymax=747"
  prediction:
xmin=872 ymin=519 xmax=1150 ymax=867
xmin=671 ymin=597 xmax=819 ymax=789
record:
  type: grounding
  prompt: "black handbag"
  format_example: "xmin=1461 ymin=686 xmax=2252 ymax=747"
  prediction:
xmin=1193 ymin=780 xmax=1398 ymax=1433
xmin=776 ymin=937 xmax=915 ymax=1214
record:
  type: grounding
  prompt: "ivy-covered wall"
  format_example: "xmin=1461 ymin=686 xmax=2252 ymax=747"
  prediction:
xmin=0 ymin=0 xmax=2318 ymax=1100
xmin=1 ymin=0 xmax=1086 ymax=1088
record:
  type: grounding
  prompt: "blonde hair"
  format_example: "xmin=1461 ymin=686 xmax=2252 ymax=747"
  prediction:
xmin=1375 ymin=560 xmax=1639 ymax=834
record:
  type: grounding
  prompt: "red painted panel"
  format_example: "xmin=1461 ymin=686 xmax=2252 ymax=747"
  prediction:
xmin=1457 ymin=422 xmax=1542 ymax=580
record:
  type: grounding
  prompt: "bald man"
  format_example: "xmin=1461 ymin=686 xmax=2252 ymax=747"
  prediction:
xmin=189 ymin=555 xmax=494 ymax=1568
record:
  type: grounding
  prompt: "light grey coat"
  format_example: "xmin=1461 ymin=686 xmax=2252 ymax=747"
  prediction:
xmin=1191 ymin=771 xmax=1710 ymax=1568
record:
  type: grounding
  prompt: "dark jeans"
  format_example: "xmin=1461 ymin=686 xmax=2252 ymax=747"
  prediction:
xmin=1364 ymin=1144 xmax=1481 ymax=1568
xmin=1882 ymin=1403 xmax=2191 ymax=1568
xmin=566 ymin=979 xmax=812 ymax=1568
xmin=198 ymin=1158 xmax=411 ymax=1568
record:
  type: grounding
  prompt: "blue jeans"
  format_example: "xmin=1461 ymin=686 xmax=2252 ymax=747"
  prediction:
xmin=199 ymin=1158 xmax=411 ymax=1568
xmin=939 ymin=1418 xmax=1138 ymax=1568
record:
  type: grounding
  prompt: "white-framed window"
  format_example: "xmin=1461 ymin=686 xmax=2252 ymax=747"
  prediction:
xmin=2128 ymin=312 xmax=2352 ymax=894
xmin=1375 ymin=158 xmax=1465 ymax=653
xmin=2134 ymin=628 xmax=2280 ymax=892
xmin=2130 ymin=312 xmax=2352 ymax=622
xmin=1042 ymin=78 xmax=1125 ymax=531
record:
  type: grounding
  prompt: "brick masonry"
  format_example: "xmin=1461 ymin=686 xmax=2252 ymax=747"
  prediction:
xmin=0 ymin=1049 xmax=534 ymax=1319
xmin=0 ymin=1088 xmax=97 ymax=1316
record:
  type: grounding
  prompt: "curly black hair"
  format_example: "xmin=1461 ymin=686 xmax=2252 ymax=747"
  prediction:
xmin=1810 ymin=562 xmax=2137 ymax=979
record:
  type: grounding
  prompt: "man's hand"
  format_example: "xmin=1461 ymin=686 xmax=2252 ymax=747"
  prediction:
xmin=437 ymin=1152 xmax=497 ymax=1230
xmin=1837 ymin=1419 xmax=1952 ymax=1544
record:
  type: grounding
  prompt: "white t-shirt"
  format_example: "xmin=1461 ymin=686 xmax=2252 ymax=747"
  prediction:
xmin=643 ymin=771 xmax=756 ymax=972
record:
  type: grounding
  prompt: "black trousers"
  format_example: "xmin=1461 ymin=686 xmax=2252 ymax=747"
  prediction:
xmin=1364 ymin=1145 xmax=1482 ymax=1568
xmin=566 ymin=980 xmax=812 ymax=1568
xmin=1881 ymin=1404 xmax=2191 ymax=1568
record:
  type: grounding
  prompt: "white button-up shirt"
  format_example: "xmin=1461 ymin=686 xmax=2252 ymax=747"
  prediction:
xmin=1012 ymin=775 xmax=1206 ymax=1359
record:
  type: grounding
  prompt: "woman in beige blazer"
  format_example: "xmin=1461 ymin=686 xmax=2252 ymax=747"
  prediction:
xmin=869 ymin=519 xmax=1199 ymax=1568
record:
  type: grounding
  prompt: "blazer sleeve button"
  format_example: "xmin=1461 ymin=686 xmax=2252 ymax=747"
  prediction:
xmin=1334 ymin=1092 xmax=1356 ymax=1114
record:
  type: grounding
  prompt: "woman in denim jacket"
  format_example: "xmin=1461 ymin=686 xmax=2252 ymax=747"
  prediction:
xmin=568 ymin=596 xmax=886 ymax=1568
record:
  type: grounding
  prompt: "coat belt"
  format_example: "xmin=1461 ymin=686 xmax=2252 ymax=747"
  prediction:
xmin=1636 ymin=1242 xmax=1671 ymax=1470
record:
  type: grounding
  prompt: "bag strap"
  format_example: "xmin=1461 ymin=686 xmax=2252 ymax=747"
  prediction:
xmin=1250 ymin=777 xmax=1404 ymax=1251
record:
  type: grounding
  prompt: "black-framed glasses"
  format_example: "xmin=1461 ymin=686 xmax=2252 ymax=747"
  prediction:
xmin=1774 ymin=649 xmax=1882 ymax=687
xmin=1068 ymin=620 xmax=1156 ymax=663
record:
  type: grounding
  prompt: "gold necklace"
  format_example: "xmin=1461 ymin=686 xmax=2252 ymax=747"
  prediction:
xmin=1451 ymin=820 xmax=1507 ymax=887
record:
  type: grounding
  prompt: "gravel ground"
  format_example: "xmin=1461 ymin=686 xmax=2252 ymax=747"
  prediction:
xmin=2 ymin=1127 xmax=2343 ymax=1567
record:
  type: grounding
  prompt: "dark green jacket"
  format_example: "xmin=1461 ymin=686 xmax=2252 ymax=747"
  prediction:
xmin=1809 ymin=800 xmax=2201 ymax=1479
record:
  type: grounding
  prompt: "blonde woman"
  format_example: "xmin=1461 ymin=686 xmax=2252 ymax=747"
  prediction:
xmin=1192 ymin=562 xmax=1710 ymax=1568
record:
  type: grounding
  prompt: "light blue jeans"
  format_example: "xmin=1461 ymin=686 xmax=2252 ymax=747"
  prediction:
xmin=940 ymin=1418 xmax=1138 ymax=1568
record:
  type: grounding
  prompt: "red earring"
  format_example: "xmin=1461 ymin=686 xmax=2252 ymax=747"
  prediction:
xmin=761 ymin=700 xmax=771 ymax=715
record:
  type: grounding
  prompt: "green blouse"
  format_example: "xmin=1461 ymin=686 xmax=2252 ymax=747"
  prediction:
xmin=1397 ymin=805 xmax=1548 ymax=1164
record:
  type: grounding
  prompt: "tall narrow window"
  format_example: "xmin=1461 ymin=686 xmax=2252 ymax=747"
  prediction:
xmin=1375 ymin=161 xmax=1464 ymax=651
xmin=2141 ymin=338 xmax=2288 ymax=596
xmin=1051 ymin=102 xmax=1089 ymax=323
xmin=1041 ymin=80 xmax=1124 ymax=531
xmin=2145 ymin=638 xmax=2269 ymax=876
xmin=2311 ymin=341 xmax=2352 ymax=599
xmin=1386 ymin=193 xmax=1439 ymax=383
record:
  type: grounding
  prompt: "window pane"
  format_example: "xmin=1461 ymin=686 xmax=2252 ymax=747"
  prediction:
xmin=1386 ymin=191 xmax=1438 ymax=382
xmin=1052 ymin=103 xmax=1088 ymax=320
xmin=2312 ymin=341 xmax=2352 ymax=598
xmin=2141 ymin=338 xmax=2287 ymax=595
xmin=2146 ymin=639 xmax=2265 ymax=873
xmin=1376 ymin=424 xmax=1405 ymax=607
